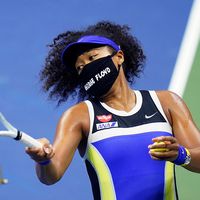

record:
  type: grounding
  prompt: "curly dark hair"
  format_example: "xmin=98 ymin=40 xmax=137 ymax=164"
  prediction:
xmin=40 ymin=21 xmax=146 ymax=105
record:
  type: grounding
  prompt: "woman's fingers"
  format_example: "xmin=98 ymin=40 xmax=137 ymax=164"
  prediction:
xmin=152 ymin=136 xmax=177 ymax=144
xmin=25 ymin=138 xmax=54 ymax=162
xmin=149 ymin=136 xmax=179 ymax=161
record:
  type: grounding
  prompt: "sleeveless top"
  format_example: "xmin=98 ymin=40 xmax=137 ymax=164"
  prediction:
xmin=83 ymin=90 xmax=178 ymax=200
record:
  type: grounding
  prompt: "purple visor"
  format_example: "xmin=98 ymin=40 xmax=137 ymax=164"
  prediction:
xmin=61 ymin=35 xmax=120 ymax=67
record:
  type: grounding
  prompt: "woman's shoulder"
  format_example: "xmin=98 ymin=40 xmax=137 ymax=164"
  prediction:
xmin=155 ymin=90 xmax=182 ymax=101
xmin=154 ymin=90 xmax=184 ymax=125
xmin=58 ymin=101 xmax=90 ymax=135
xmin=62 ymin=101 xmax=89 ymax=119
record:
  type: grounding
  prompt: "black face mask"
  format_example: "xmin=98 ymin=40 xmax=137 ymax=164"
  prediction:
xmin=79 ymin=54 xmax=120 ymax=98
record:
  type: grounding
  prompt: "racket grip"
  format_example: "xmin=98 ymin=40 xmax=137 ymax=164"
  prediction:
xmin=20 ymin=132 xmax=42 ymax=148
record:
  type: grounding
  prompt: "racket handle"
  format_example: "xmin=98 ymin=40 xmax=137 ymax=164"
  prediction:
xmin=19 ymin=132 xmax=42 ymax=148
xmin=0 ymin=130 xmax=42 ymax=148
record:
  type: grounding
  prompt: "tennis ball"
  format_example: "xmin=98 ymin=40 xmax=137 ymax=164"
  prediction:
xmin=150 ymin=141 xmax=169 ymax=152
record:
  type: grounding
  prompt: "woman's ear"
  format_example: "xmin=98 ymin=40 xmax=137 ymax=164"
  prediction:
xmin=116 ymin=50 xmax=124 ymax=65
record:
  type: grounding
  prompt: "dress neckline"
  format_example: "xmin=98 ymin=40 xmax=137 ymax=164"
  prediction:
xmin=100 ymin=90 xmax=142 ymax=116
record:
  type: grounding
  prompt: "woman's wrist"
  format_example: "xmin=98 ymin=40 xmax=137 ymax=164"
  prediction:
xmin=37 ymin=160 xmax=51 ymax=166
xmin=172 ymin=146 xmax=191 ymax=166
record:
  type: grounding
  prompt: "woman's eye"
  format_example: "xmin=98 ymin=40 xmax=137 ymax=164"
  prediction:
xmin=76 ymin=66 xmax=83 ymax=75
xmin=89 ymin=54 xmax=98 ymax=61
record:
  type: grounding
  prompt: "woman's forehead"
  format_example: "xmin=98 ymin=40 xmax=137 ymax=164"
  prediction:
xmin=81 ymin=46 xmax=110 ymax=54
xmin=76 ymin=46 xmax=111 ymax=59
xmin=75 ymin=46 xmax=112 ymax=65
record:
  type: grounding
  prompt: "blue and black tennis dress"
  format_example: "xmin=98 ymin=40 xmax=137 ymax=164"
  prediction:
xmin=83 ymin=90 xmax=178 ymax=200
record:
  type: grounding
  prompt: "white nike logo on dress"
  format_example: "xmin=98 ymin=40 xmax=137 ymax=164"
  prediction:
xmin=145 ymin=112 xmax=158 ymax=119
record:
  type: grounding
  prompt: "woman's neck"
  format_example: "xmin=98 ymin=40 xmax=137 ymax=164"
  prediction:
xmin=101 ymin=74 xmax=136 ymax=112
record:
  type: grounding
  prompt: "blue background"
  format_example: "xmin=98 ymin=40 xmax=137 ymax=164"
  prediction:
xmin=0 ymin=1 xmax=193 ymax=199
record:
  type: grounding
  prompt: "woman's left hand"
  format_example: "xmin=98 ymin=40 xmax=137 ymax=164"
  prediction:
xmin=148 ymin=136 xmax=180 ymax=162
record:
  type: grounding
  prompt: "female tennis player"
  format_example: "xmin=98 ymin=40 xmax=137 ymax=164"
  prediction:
xmin=26 ymin=21 xmax=200 ymax=200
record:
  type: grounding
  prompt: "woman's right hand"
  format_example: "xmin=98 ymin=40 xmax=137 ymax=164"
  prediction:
xmin=25 ymin=138 xmax=55 ymax=164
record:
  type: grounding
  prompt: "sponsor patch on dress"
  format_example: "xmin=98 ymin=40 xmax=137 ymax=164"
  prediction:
xmin=96 ymin=114 xmax=112 ymax=122
xmin=96 ymin=121 xmax=118 ymax=130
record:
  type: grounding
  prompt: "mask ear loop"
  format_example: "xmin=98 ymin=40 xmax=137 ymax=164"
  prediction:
xmin=110 ymin=50 xmax=117 ymax=57
xmin=110 ymin=50 xmax=122 ymax=73
xmin=117 ymin=63 xmax=122 ymax=74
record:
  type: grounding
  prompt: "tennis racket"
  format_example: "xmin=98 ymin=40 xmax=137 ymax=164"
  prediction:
xmin=0 ymin=112 xmax=42 ymax=148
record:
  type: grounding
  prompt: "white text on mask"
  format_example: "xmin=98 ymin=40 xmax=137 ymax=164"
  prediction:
xmin=95 ymin=67 xmax=111 ymax=81
xmin=84 ymin=67 xmax=111 ymax=91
